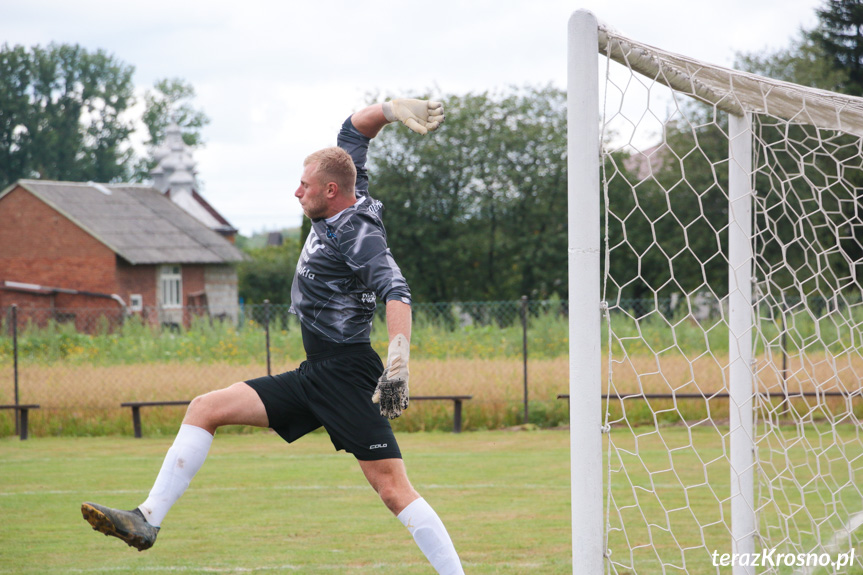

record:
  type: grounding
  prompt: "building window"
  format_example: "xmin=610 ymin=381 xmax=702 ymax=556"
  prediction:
xmin=160 ymin=265 xmax=182 ymax=308
xmin=129 ymin=294 xmax=143 ymax=312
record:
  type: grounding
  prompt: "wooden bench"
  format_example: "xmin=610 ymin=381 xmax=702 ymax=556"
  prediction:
xmin=410 ymin=395 xmax=473 ymax=433
xmin=122 ymin=401 xmax=191 ymax=438
xmin=0 ymin=404 xmax=40 ymax=440
xmin=123 ymin=395 xmax=473 ymax=438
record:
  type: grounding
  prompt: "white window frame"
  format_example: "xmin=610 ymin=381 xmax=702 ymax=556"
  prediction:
xmin=129 ymin=294 xmax=143 ymax=312
xmin=159 ymin=265 xmax=183 ymax=309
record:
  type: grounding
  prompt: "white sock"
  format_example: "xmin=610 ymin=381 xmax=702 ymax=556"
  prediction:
xmin=138 ymin=424 xmax=213 ymax=527
xmin=397 ymin=498 xmax=464 ymax=575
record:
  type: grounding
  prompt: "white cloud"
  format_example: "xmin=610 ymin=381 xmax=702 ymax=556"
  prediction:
xmin=0 ymin=0 xmax=822 ymax=234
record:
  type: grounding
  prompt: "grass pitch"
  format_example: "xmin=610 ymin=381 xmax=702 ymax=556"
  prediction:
xmin=5 ymin=426 xmax=862 ymax=574
xmin=0 ymin=429 xmax=572 ymax=574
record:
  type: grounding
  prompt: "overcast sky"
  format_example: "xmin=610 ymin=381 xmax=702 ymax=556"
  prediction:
xmin=2 ymin=0 xmax=822 ymax=235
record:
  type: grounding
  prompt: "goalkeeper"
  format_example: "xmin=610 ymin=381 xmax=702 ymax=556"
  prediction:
xmin=81 ymin=98 xmax=465 ymax=575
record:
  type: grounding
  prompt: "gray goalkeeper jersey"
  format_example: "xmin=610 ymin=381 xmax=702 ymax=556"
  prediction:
xmin=289 ymin=118 xmax=411 ymax=344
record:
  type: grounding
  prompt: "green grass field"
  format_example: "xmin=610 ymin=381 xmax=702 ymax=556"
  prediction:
xmin=1 ymin=429 xmax=572 ymax=574
xmin=4 ymin=425 xmax=863 ymax=574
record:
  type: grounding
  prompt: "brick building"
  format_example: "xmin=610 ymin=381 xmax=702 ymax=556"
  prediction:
xmin=0 ymin=179 xmax=246 ymax=330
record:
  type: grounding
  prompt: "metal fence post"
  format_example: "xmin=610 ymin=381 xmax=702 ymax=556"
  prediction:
xmin=12 ymin=304 xmax=19 ymax=436
xmin=264 ymin=300 xmax=272 ymax=376
xmin=521 ymin=295 xmax=529 ymax=425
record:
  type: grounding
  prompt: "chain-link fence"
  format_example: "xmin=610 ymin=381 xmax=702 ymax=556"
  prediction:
xmin=0 ymin=299 xmax=574 ymax=438
xmin=4 ymin=292 xmax=847 ymax=438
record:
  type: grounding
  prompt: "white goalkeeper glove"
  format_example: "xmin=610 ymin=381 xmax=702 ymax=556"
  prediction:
xmin=382 ymin=99 xmax=445 ymax=135
xmin=372 ymin=333 xmax=410 ymax=419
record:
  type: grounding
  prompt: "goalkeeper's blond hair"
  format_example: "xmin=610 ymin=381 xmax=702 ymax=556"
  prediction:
xmin=304 ymin=147 xmax=356 ymax=197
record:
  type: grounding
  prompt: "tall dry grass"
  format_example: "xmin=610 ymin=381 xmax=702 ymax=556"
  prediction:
xmin=3 ymin=350 xmax=861 ymax=437
xmin=0 ymin=358 xmax=567 ymax=436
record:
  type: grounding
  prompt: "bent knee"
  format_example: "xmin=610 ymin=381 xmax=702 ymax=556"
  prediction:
xmin=184 ymin=393 xmax=218 ymax=429
xmin=187 ymin=390 xmax=219 ymax=415
xmin=184 ymin=382 xmax=249 ymax=428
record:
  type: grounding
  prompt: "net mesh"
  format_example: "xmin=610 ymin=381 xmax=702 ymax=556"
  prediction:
xmin=597 ymin=25 xmax=863 ymax=574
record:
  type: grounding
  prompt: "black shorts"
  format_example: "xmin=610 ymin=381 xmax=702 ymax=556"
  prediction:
xmin=245 ymin=344 xmax=401 ymax=461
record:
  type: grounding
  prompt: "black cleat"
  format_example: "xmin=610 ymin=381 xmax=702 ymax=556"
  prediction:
xmin=81 ymin=502 xmax=159 ymax=551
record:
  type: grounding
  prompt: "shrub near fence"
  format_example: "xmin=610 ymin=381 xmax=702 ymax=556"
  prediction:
xmin=3 ymin=297 xmax=860 ymax=437
xmin=0 ymin=300 xmax=574 ymax=437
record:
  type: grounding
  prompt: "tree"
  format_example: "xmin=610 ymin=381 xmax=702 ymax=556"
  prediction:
xmin=0 ymin=43 xmax=136 ymax=188
xmin=368 ymin=86 xmax=568 ymax=302
xmin=0 ymin=45 xmax=31 ymax=186
xmin=0 ymin=44 xmax=210 ymax=190
xmin=810 ymin=0 xmax=863 ymax=95
xmin=735 ymin=30 xmax=848 ymax=90
xmin=237 ymin=240 xmax=302 ymax=304
xmin=601 ymin=104 xmax=731 ymax=307
xmin=131 ymin=78 xmax=210 ymax=181
xmin=734 ymin=2 xmax=863 ymax=298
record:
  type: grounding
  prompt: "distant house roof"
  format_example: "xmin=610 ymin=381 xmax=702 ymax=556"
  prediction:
xmin=0 ymin=180 xmax=246 ymax=265
xmin=150 ymin=122 xmax=238 ymax=237
xmin=167 ymin=187 xmax=238 ymax=236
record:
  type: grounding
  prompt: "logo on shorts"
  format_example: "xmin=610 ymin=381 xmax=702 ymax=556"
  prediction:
xmin=369 ymin=443 xmax=388 ymax=450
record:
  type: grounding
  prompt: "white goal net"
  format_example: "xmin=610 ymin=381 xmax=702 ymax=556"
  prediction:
xmin=568 ymin=10 xmax=863 ymax=575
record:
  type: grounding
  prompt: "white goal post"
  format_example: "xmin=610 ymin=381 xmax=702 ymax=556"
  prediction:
xmin=569 ymin=9 xmax=863 ymax=575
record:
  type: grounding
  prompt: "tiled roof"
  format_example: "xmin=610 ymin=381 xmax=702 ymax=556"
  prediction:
xmin=3 ymin=180 xmax=246 ymax=265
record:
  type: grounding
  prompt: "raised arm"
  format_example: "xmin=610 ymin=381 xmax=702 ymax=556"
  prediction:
xmin=350 ymin=104 xmax=389 ymax=139
xmin=352 ymin=99 xmax=445 ymax=138
xmin=339 ymin=99 xmax=445 ymax=197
